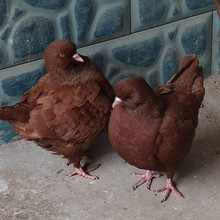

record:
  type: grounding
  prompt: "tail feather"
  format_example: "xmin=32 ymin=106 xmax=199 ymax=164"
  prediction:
xmin=155 ymin=54 xmax=205 ymax=109
xmin=155 ymin=55 xmax=204 ymax=96
xmin=0 ymin=105 xmax=31 ymax=123
xmin=174 ymin=56 xmax=205 ymax=110
xmin=192 ymin=65 xmax=205 ymax=108
xmin=167 ymin=55 xmax=197 ymax=84
xmin=169 ymin=54 xmax=204 ymax=94
xmin=192 ymin=66 xmax=204 ymax=92
xmin=0 ymin=106 xmax=15 ymax=122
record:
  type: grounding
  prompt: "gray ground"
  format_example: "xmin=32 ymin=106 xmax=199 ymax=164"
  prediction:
xmin=0 ymin=74 xmax=220 ymax=220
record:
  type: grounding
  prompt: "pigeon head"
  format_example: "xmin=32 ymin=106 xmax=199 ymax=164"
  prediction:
xmin=112 ymin=77 xmax=154 ymax=108
xmin=44 ymin=39 xmax=84 ymax=72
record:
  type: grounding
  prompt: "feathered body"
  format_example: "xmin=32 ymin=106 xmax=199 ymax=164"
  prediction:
xmin=0 ymin=39 xmax=114 ymax=179
xmin=108 ymin=55 xmax=205 ymax=201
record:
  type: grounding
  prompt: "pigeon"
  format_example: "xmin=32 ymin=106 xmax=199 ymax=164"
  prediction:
xmin=108 ymin=54 xmax=205 ymax=202
xmin=0 ymin=39 xmax=114 ymax=179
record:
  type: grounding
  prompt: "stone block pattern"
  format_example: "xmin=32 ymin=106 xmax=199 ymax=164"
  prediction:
xmin=0 ymin=0 xmax=130 ymax=69
xmin=79 ymin=13 xmax=212 ymax=86
xmin=0 ymin=0 xmax=219 ymax=143
xmin=131 ymin=0 xmax=215 ymax=32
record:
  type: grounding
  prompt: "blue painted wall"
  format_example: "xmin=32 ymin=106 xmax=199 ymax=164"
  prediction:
xmin=0 ymin=0 xmax=219 ymax=144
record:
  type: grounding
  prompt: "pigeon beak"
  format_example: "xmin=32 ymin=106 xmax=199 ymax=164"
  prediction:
xmin=73 ymin=53 xmax=84 ymax=62
xmin=112 ymin=97 xmax=122 ymax=108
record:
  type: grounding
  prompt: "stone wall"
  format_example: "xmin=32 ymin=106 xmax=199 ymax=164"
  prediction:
xmin=0 ymin=0 xmax=219 ymax=143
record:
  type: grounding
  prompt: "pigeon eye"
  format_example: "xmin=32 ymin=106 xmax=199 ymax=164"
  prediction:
xmin=58 ymin=53 xmax=65 ymax=58
xmin=129 ymin=93 xmax=134 ymax=98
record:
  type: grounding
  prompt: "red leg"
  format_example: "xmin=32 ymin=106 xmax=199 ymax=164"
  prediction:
xmin=67 ymin=155 xmax=89 ymax=166
xmin=155 ymin=178 xmax=184 ymax=202
xmin=132 ymin=170 xmax=162 ymax=190
xmin=67 ymin=163 xmax=101 ymax=180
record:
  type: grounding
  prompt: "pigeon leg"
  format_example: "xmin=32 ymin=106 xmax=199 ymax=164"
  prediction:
xmin=132 ymin=170 xmax=162 ymax=190
xmin=67 ymin=154 xmax=90 ymax=166
xmin=155 ymin=178 xmax=184 ymax=202
xmin=67 ymin=163 xmax=101 ymax=180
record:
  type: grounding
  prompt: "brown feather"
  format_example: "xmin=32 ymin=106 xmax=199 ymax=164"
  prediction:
xmin=108 ymin=54 xmax=205 ymax=198
xmin=0 ymin=39 xmax=114 ymax=169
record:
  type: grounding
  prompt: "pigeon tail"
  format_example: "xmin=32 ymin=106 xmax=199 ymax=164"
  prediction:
xmin=0 ymin=105 xmax=30 ymax=123
xmin=167 ymin=54 xmax=204 ymax=96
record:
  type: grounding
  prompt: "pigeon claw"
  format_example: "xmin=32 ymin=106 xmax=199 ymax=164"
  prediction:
xmin=132 ymin=170 xmax=162 ymax=190
xmin=67 ymin=164 xmax=101 ymax=180
xmin=155 ymin=178 xmax=184 ymax=203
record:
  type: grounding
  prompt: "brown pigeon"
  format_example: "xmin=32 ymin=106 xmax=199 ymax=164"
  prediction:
xmin=0 ymin=39 xmax=114 ymax=179
xmin=108 ymin=55 xmax=205 ymax=202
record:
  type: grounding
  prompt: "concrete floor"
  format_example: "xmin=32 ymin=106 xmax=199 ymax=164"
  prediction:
xmin=0 ymin=75 xmax=220 ymax=220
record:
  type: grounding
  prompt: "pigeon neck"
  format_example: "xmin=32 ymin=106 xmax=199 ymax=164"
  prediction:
xmin=49 ymin=60 xmax=98 ymax=87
